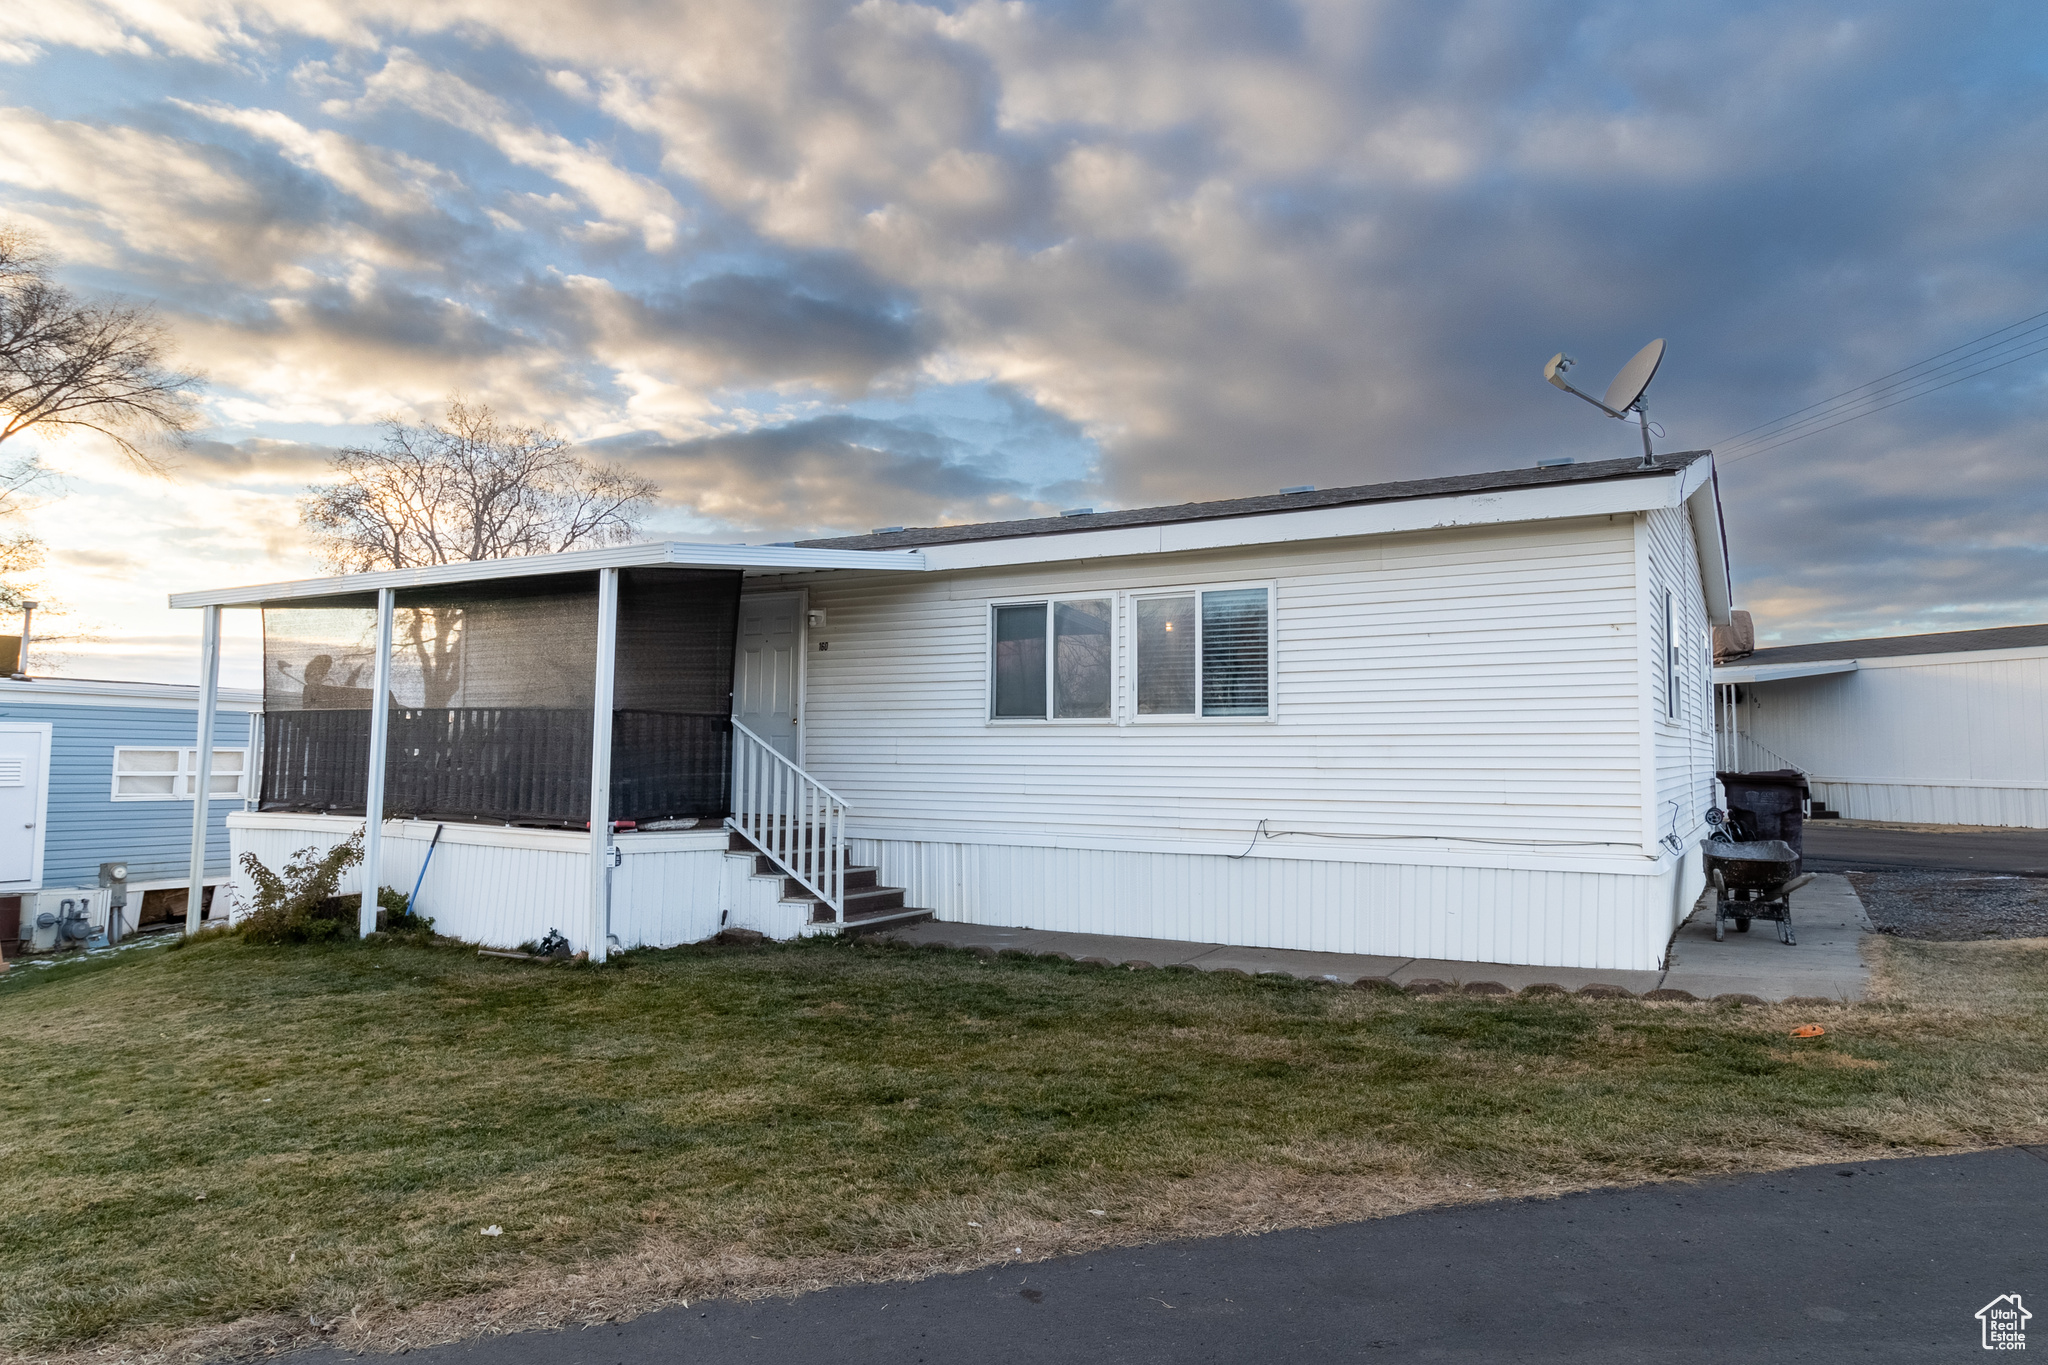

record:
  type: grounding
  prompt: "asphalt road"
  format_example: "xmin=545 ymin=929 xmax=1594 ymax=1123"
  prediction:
xmin=1803 ymin=822 xmax=2048 ymax=875
xmin=311 ymin=1147 xmax=2047 ymax=1364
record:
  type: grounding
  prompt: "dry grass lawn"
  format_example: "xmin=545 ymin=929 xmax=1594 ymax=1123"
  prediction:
xmin=2 ymin=929 xmax=2044 ymax=1363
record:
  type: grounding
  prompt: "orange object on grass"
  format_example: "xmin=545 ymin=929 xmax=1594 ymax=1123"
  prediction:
xmin=1790 ymin=1024 xmax=1826 ymax=1039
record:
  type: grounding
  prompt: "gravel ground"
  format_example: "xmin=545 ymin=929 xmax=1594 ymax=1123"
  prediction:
xmin=1846 ymin=868 xmax=2048 ymax=940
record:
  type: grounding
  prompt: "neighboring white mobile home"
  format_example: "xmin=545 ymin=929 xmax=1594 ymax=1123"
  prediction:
xmin=184 ymin=451 xmax=1731 ymax=973
xmin=1715 ymin=624 xmax=2048 ymax=828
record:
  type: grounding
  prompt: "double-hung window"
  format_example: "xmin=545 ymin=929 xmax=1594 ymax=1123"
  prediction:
xmin=1132 ymin=584 xmax=1273 ymax=720
xmin=112 ymin=747 xmax=249 ymax=801
xmin=990 ymin=597 xmax=1114 ymax=720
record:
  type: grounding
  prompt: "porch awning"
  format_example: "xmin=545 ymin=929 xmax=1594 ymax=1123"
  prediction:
xmin=1712 ymin=658 xmax=1859 ymax=685
xmin=168 ymin=541 xmax=928 ymax=609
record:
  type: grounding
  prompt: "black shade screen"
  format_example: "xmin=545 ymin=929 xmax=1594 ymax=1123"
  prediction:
xmin=260 ymin=568 xmax=742 ymax=824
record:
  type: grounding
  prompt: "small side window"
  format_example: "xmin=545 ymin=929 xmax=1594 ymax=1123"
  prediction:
xmin=1664 ymin=590 xmax=1679 ymax=720
xmin=112 ymin=748 xmax=250 ymax=800
xmin=114 ymin=749 xmax=182 ymax=799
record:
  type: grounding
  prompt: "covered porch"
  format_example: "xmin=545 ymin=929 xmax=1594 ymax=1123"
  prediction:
xmin=170 ymin=542 xmax=927 ymax=958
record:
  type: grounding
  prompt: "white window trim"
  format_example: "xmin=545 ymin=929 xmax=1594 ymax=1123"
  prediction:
xmin=111 ymin=747 xmax=251 ymax=802
xmin=986 ymin=594 xmax=1119 ymax=725
xmin=1126 ymin=580 xmax=1279 ymax=725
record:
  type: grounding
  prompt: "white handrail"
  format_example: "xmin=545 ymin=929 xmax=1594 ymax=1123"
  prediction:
xmin=727 ymin=720 xmax=848 ymax=920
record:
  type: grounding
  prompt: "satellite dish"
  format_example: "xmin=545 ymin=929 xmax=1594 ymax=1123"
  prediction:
xmin=1539 ymin=337 xmax=1670 ymax=468
xmin=1603 ymin=338 xmax=1665 ymax=414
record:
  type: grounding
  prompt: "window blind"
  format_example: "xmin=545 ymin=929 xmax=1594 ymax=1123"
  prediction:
xmin=1201 ymin=588 xmax=1269 ymax=716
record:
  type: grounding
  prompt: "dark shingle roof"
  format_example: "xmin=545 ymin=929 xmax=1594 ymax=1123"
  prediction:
xmin=1743 ymin=623 xmax=2048 ymax=666
xmin=795 ymin=451 xmax=1711 ymax=552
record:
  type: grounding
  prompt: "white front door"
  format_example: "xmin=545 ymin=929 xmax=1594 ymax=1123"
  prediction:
xmin=734 ymin=592 xmax=802 ymax=764
xmin=0 ymin=726 xmax=47 ymax=887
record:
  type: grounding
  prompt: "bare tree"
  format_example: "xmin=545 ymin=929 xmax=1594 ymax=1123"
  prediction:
xmin=0 ymin=222 xmax=203 ymax=470
xmin=302 ymin=399 xmax=658 ymax=572
xmin=301 ymin=399 xmax=661 ymax=706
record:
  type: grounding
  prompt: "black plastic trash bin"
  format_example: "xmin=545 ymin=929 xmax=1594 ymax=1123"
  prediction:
xmin=1716 ymin=769 xmax=1810 ymax=857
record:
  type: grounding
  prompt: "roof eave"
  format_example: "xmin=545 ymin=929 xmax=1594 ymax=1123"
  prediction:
xmin=891 ymin=462 xmax=1705 ymax=573
xmin=167 ymin=542 xmax=929 ymax=609
xmin=1712 ymin=659 xmax=1860 ymax=684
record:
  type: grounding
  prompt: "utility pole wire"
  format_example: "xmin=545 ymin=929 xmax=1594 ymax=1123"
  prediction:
xmin=1722 ymin=334 xmax=2048 ymax=464
xmin=1718 ymin=318 xmax=2048 ymax=456
xmin=1712 ymin=303 xmax=2048 ymax=460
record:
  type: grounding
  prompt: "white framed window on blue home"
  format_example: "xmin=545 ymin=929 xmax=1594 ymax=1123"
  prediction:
xmin=1130 ymin=582 xmax=1275 ymax=721
xmin=110 ymin=747 xmax=249 ymax=801
xmin=989 ymin=596 xmax=1116 ymax=721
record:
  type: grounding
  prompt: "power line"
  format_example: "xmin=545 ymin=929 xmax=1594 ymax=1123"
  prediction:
xmin=1712 ymin=304 xmax=2048 ymax=463
xmin=1717 ymin=319 xmax=2048 ymax=455
xmin=1712 ymin=304 xmax=2048 ymax=448
xmin=1722 ymin=333 xmax=2048 ymax=464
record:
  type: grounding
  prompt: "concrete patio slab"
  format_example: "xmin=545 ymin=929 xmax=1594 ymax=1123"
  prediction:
xmin=1661 ymin=872 xmax=1872 ymax=1002
xmin=882 ymin=872 xmax=1876 ymax=1003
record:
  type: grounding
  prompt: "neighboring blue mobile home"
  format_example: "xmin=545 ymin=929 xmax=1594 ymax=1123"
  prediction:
xmin=1 ymin=678 xmax=262 ymax=952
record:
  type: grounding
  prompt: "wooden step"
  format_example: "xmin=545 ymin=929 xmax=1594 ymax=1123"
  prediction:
xmin=778 ymin=866 xmax=877 ymax=898
xmin=726 ymin=824 xmax=931 ymax=934
xmin=805 ymin=885 xmax=906 ymax=922
xmin=839 ymin=906 xmax=934 ymax=935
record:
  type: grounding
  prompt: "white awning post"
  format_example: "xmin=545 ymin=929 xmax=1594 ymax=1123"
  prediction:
xmin=184 ymin=605 xmax=222 ymax=934
xmin=360 ymin=587 xmax=395 ymax=938
xmin=588 ymin=567 xmax=619 ymax=963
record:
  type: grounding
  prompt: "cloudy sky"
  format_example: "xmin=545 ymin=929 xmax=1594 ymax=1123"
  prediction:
xmin=0 ymin=0 xmax=2043 ymax=686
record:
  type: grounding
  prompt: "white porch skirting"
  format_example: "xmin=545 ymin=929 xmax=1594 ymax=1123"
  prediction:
xmin=853 ymin=837 xmax=1702 ymax=973
xmin=226 ymin=812 xmax=736 ymax=954
xmin=1809 ymin=779 xmax=2048 ymax=829
xmin=226 ymin=814 xmax=1702 ymax=970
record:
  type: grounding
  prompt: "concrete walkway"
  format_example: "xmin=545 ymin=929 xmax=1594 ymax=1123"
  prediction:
xmin=883 ymin=872 xmax=1873 ymax=1003
xmin=1661 ymin=870 xmax=1872 ymax=1002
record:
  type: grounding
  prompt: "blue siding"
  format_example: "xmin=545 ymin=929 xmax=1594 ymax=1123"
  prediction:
xmin=0 ymin=702 xmax=253 ymax=888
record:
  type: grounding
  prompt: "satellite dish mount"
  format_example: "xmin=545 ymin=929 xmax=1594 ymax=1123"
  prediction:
xmin=1543 ymin=339 xmax=1666 ymax=468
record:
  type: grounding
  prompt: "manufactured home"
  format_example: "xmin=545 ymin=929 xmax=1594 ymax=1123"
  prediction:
xmin=1715 ymin=623 xmax=2048 ymax=828
xmin=180 ymin=451 xmax=1731 ymax=973
xmin=0 ymin=678 xmax=261 ymax=956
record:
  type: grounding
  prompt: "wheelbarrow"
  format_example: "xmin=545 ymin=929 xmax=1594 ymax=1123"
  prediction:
xmin=1703 ymin=838 xmax=1816 ymax=945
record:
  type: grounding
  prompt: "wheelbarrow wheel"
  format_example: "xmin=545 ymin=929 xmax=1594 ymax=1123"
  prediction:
xmin=1735 ymin=917 xmax=1751 ymax=933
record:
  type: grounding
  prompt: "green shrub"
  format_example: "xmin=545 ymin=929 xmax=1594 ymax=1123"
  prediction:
xmin=236 ymin=832 xmax=364 ymax=946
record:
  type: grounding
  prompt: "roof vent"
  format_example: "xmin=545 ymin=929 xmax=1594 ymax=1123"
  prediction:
xmin=1279 ymin=484 xmax=1315 ymax=494
xmin=1536 ymin=456 xmax=1574 ymax=468
xmin=1059 ymin=507 xmax=1095 ymax=517
xmin=870 ymin=526 xmax=905 ymax=534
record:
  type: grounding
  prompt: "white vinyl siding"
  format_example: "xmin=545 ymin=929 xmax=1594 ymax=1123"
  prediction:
xmin=782 ymin=515 xmax=1647 ymax=853
xmin=1645 ymin=504 xmax=1716 ymax=856
xmin=112 ymin=747 xmax=248 ymax=801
